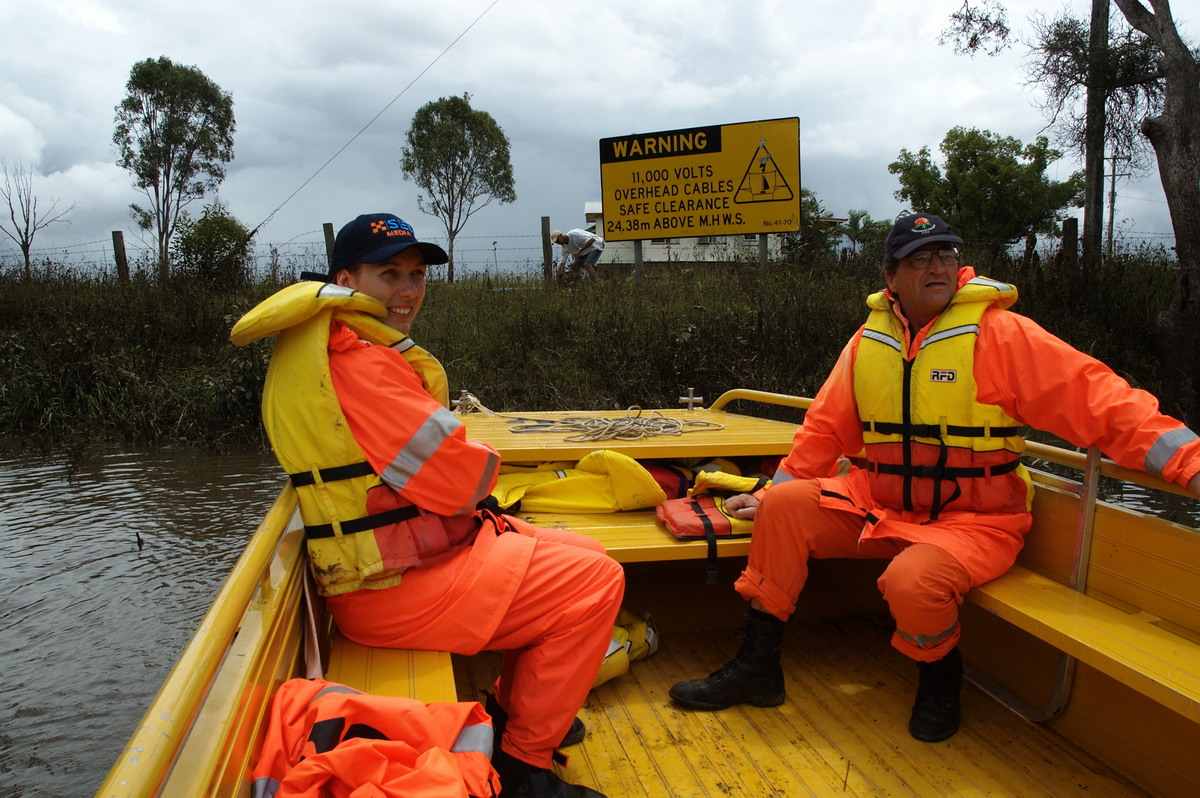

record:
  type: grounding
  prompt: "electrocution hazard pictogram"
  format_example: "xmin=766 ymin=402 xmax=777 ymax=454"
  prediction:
xmin=735 ymin=139 xmax=794 ymax=204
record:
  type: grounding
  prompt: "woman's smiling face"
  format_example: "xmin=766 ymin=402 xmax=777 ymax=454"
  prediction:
xmin=336 ymin=248 xmax=427 ymax=334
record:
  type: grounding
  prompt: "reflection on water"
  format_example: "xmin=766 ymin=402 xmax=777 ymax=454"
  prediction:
xmin=0 ymin=444 xmax=282 ymax=797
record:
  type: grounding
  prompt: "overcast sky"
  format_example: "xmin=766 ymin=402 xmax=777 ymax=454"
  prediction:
xmin=0 ymin=0 xmax=1188 ymax=275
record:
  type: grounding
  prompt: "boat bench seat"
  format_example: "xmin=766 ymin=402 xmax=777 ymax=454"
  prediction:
xmin=325 ymin=630 xmax=458 ymax=702
xmin=519 ymin=509 xmax=749 ymax=564
xmin=968 ymin=564 xmax=1200 ymax=724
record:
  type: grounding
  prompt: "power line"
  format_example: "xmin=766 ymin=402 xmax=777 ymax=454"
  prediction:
xmin=248 ymin=0 xmax=502 ymax=238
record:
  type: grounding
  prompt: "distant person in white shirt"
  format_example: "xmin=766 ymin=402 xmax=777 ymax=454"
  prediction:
xmin=551 ymin=228 xmax=604 ymax=280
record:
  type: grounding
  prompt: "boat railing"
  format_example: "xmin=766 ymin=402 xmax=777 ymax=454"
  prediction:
xmin=97 ymin=481 xmax=298 ymax=797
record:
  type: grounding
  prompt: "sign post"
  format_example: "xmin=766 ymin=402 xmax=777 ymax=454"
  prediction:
xmin=599 ymin=118 xmax=801 ymax=247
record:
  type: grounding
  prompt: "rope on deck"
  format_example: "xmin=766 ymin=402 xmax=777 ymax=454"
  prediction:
xmin=453 ymin=392 xmax=724 ymax=441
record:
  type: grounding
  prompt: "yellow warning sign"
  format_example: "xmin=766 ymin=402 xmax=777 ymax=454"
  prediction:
xmin=599 ymin=118 xmax=800 ymax=242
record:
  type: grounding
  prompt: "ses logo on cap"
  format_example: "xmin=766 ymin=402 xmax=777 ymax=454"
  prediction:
xmin=912 ymin=217 xmax=935 ymax=233
xmin=370 ymin=218 xmax=415 ymax=239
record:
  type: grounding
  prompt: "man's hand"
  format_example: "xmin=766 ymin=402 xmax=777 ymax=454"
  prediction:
xmin=724 ymin=492 xmax=760 ymax=519
xmin=1188 ymin=472 xmax=1200 ymax=498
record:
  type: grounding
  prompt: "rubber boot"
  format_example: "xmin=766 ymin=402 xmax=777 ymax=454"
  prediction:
xmin=668 ymin=608 xmax=786 ymax=710
xmin=485 ymin=692 xmax=586 ymax=748
xmin=908 ymin=647 xmax=963 ymax=742
xmin=493 ymin=747 xmax=606 ymax=798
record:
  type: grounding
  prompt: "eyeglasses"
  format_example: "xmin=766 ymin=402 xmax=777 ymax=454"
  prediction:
xmin=906 ymin=247 xmax=960 ymax=266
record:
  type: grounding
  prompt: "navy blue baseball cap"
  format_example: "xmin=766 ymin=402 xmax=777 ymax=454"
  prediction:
xmin=885 ymin=212 xmax=964 ymax=260
xmin=326 ymin=213 xmax=449 ymax=279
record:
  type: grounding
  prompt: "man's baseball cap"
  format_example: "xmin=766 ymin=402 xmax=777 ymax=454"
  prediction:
xmin=550 ymin=229 xmax=563 ymax=242
xmin=885 ymin=212 xmax=964 ymax=260
xmin=324 ymin=213 xmax=449 ymax=280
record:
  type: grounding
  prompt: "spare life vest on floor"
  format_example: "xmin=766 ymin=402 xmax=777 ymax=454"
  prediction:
xmin=251 ymin=677 xmax=499 ymax=798
xmin=591 ymin=609 xmax=659 ymax=689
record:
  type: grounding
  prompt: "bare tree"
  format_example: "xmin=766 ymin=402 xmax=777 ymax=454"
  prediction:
xmin=1115 ymin=0 xmax=1200 ymax=422
xmin=0 ymin=160 xmax=75 ymax=278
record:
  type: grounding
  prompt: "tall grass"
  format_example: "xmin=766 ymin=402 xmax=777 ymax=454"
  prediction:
xmin=0 ymin=246 xmax=1187 ymax=453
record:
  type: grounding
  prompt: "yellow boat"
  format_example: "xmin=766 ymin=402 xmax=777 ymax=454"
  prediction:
xmin=98 ymin=390 xmax=1200 ymax=797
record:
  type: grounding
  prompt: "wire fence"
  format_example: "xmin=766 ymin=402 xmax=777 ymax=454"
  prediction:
xmin=0 ymin=230 xmax=552 ymax=281
xmin=0 ymin=225 xmax=1178 ymax=280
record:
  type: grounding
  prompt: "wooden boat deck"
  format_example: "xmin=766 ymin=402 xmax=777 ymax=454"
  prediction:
xmin=456 ymin=558 xmax=1150 ymax=797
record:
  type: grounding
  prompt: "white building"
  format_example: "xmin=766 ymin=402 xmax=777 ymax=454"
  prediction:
xmin=571 ymin=201 xmax=785 ymax=269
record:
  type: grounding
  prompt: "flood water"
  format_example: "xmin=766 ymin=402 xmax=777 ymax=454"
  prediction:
xmin=0 ymin=444 xmax=1197 ymax=797
xmin=0 ymin=444 xmax=282 ymax=797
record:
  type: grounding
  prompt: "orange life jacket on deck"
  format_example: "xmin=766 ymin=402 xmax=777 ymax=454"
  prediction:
xmin=251 ymin=677 xmax=500 ymax=798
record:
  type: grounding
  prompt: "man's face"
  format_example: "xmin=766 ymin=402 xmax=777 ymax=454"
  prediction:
xmin=336 ymin=248 xmax=427 ymax=334
xmin=884 ymin=243 xmax=960 ymax=329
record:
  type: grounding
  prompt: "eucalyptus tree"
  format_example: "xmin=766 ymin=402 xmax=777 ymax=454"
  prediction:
xmin=942 ymin=0 xmax=1200 ymax=420
xmin=114 ymin=56 xmax=236 ymax=280
xmin=400 ymin=93 xmax=516 ymax=283
xmin=889 ymin=127 xmax=1084 ymax=262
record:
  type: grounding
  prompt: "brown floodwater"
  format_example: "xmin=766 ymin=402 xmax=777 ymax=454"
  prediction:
xmin=0 ymin=444 xmax=282 ymax=797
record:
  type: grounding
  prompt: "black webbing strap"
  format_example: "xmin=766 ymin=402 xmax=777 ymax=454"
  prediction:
xmin=865 ymin=459 xmax=1021 ymax=479
xmin=304 ymin=505 xmax=421 ymax=540
xmin=689 ymin=499 xmax=720 ymax=585
xmin=289 ymin=461 xmax=377 ymax=488
xmin=861 ymin=421 xmax=1022 ymax=439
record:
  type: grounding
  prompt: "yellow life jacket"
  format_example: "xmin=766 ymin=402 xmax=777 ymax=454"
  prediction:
xmin=855 ymin=276 xmax=1033 ymax=517
xmin=490 ymin=450 xmax=667 ymax=513
xmin=231 ymin=281 xmax=471 ymax=596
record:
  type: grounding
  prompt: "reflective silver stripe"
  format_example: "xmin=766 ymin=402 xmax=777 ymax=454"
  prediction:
xmin=555 ymin=469 xmax=568 ymax=479
xmin=381 ymin=407 xmax=463 ymax=490
xmin=312 ymin=684 xmax=363 ymax=702
xmin=862 ymin=328 xmax=902 ymax=352
xmin=771 ymin=467 xmax=796 ymax=484
xmin=251 ymin=777 xmax=280 ymax=798
xmin=317 ymin=283 xmax=355 ymax=298
xmin=921 ymin=324 xmax=979 ymax=348
xmin=965 ymin=276 xmax=1013 ymax=291
xmin=897 ymin=620 xmax=958 ymax=649
xmin=390 ymin=337 xmax=416 ymax=353
xmin=1145 ymin=426 xmax=1200 ymax=477
xmin=451 ymin=722 xmax=494 ymax=758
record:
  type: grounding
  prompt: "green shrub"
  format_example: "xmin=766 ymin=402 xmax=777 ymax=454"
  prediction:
xmin=0 ymin=245 xmax=1187 ymax=452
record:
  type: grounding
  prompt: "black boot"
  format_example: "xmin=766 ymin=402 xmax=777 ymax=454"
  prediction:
xmin=668 ymin=608 xmax=786 ymax=710
xmin=493 ymin=747 xmax=606 ymax=798
xmin=485 ymin=692 xmax=586 ymax=748
xmin=908 ymin=647 xmax=963 ymax=742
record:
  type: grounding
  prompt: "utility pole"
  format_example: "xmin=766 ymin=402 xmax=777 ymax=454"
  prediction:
xmin=1105 ymin=153 xmax=1131 ymax=258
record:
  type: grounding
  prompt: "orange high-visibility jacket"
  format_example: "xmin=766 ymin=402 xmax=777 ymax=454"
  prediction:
xmin=771 ymin=267 xmax=1200 ymax=583
xmin=251 ymin=678 xmax=500 ymax=798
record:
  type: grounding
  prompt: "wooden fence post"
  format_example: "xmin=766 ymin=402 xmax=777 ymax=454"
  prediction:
xmin=112 ymin=231 xmax=129 ymax=283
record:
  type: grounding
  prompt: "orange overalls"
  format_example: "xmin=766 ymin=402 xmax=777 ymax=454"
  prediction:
xmin=736 ymin=268 xmax=1200 ymax=662
xmin=324 ymin=324 xmax=624 ymax=769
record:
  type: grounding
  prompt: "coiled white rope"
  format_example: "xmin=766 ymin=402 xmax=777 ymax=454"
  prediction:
xmin=453 ymin=393 xmax=724 ymax=441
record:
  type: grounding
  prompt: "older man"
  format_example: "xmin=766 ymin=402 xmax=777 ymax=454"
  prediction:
xmin=669 ymin=211 xmax=1200 ymax=742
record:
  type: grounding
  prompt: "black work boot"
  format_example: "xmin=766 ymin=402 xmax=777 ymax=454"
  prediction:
xmin=485 ymin=692 xmax=586 ymax=748
xmin=908 ymin=647 xmax=963 ymax=742
xmin=493 ymin=747 xmax=606 ymax=798
xmin=668 ymin=608 xmax=786 ymax=710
